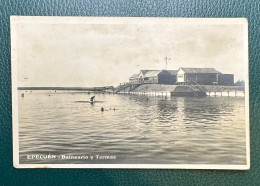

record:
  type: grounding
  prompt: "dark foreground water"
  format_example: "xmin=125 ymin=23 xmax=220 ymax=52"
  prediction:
xmin=18 ymin=90 xmax=246 ymax=164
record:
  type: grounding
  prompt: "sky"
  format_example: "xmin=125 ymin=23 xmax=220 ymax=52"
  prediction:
xmin=14 ymin=18 xmax=247 ymax=87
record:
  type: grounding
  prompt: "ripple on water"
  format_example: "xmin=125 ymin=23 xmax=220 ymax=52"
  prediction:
xmin=18 ymin=91 xmax=246 ymax=164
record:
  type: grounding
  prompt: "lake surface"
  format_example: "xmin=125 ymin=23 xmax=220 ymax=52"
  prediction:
xmin=18 ymin=90 xmax=247 ymax=164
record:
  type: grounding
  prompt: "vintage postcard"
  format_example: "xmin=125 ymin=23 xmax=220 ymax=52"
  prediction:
xmin=11 ymin=16 xmax=250 ymax=169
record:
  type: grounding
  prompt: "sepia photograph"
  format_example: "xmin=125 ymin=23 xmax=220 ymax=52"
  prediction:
xmin=11 ymin=16 xmax=249 ymax=169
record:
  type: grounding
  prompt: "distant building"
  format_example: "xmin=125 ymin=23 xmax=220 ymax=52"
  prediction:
xmin=129 ymin=67 xmax=234 ymax=86
xmin=234 ymin=80 xmax=245 ymax=87
xmin=129 ymin=70 xmax=177 ymax=85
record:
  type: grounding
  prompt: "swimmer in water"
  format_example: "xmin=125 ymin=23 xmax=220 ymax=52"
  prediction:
xmin=90 ymin=96 xmax=95 ymax=103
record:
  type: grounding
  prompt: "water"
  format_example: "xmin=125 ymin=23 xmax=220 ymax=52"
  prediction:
xmin=18 ymin=90 xmax=246 ymax=164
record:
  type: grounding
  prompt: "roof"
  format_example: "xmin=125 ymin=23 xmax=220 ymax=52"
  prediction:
xmin=179 ymin=68 xmax=221 ymax=74
xmin=141 ymin=70 xmax=162 ymax=77
xmin=129 ymin=73 xmax=140 ymax=79
xmin=139 ymin=70 xmax=178 ymax=77
xmin=140 ymin=70 xmax=149 ymax=76
xmin=166 ymin=70 xmax=178 ymax=75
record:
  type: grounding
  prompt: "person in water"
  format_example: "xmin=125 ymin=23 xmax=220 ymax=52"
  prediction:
xmin=90 ymin=96 xmax=95 ymax=103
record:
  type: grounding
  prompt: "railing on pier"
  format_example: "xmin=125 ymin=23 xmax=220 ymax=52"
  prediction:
xmin=186 ymin=81 xmax=207 ymax=97
xmin=187 ymin=81 xmax=205 ymax=92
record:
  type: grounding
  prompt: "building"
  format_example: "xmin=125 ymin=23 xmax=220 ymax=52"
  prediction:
xmin=129 ymin=73 xmax=140 ymax=84
xmin=129 ymin=70 xmax=177 ymax=85
xmin=140 ymin=70 xmax=161 ymax=84
xmin=129 ymin=68 xmax=234 ymax=86
xmin=218 ymin=74 xmax=234 ymax=86
xmin=176 ymin=68 xmax=221 ymax=85
xmin=158 ymin=70 xmax=178 ymax=84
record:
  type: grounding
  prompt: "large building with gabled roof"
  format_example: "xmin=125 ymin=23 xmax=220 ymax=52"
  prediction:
xmin=176 ymin=67 xmax=221 ymax=85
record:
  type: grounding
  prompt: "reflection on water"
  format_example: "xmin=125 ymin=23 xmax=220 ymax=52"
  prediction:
xmin=18 ymin=90 xmax=246 ymax=164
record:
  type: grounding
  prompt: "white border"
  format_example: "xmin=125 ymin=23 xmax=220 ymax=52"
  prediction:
xmin=11 ymin=16 xmax=250 ymax=169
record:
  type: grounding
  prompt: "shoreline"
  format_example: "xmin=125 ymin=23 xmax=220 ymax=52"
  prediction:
xmin=17 ymin=84 xmax=245 ymax=97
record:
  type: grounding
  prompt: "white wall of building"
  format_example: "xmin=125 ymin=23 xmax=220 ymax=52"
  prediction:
xmin=177 ymin=69 xmax=185 ymax=83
